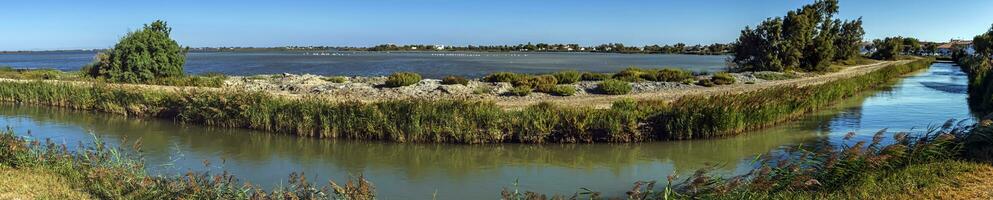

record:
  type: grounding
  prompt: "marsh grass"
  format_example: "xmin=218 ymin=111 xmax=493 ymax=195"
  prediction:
xmin=0 ymin=67 xmax=226 ymax=87
xmin=0 ymin=59 xmax=932 ymax=143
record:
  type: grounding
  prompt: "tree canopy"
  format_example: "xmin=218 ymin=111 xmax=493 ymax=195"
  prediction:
xmin=729 ymin=0 xmax=864 ymax=72
xmin=88 ymin=20 xmax=186 ymax=83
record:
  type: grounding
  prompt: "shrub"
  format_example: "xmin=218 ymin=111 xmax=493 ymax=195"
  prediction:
xmin=654 ymin=68 xmax=694 ymax=82
xmin=473 ymin=85 xmax=493 ymax=94
xmin=754 ymin=72 xmax=797 ymax=80
xmin=441 ymin=76 xmax=469 ymax=85
xmin=711 ymin=72 xmax=736 ymax=85
xmin=506 ymin=86 xmax=532 ymax=96
xmin=553 ymin=70 xmax=581 ymax=84
xmin=546 ymin=85 xmax=576 ymax=96
xmin=696 ymin=79 xmax=716 ymax=87
xmin=89 ymin=20 xmax=186 ymax=83
xmin=596 ymin=79 xmax=632 ymax=95
xmin=513 ymin=75 xmax=557 ymax=89
xmin=483 ymin=72 xmax=526 ymax=83
xmin=581 ymin=72 xmax=612 ymax=81
xmin=323 ymin=76 xmax=348 ymax=83
xmin=613 ymin=67 xmax=645 ymax=82
xmin=385 ymin=72 xmax=421 ymax=87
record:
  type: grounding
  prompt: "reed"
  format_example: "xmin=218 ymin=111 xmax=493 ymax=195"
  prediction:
xmin=0 ymin=59 xmax=933 ymax=144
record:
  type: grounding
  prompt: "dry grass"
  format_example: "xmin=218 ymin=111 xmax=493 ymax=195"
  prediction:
xmin=0 ymin=166 xmax=92 ymax=200
xmin=907 ymin=162 xmax=993 ymax=199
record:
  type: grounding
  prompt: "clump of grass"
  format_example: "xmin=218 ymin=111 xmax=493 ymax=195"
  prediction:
xmin=473 ymin=85 xmax=493 ymax=94
xmin=695 ymin=79 xmax=715 ymax=87
xmin=652 ymin=68 xmax=695 ymax=82
xmin=441 ymin=76 xmax=469 ymax=85
xmin=323 ymin=76 xmax=348 ymax=83
xmin=512 ymin=75 xmax=557 ymax=90
xmin=384 ymin=72 xmax=421 ymax=87
xmin=711 ymin=72 xmax=736 ymax=85
xmin=506 ymin=86 xmax=532 ymax=96
xmin=149 ymin=72 xmax=228 ymax=87
xmin=581 ymin=72 xmax=611 ymax=81
xmin=546 ymin=85 xmax=576 ymax=96
xmin=754 ymin=72 xmax=798 ymax=80
xmin=596 ymin=79 xmax=632 ymax=95
xmin=613 ymin=67 xmax=645 ymax=82
xmin=483 ymin=72 xmax=527 ymax=83
xmin=553 ymin=70 xmax=581 ymax=84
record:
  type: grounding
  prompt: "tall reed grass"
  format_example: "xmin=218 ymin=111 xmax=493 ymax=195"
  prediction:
xmin=0 ymin=59 xmax=933 ymax=143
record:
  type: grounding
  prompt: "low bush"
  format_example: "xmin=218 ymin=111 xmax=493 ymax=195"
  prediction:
xmin=546 ymin=85 xmax=576 ymax=96
xmin=553 ymin=70 xmax=581 ymax=84
xmin=506 ymin=86 xmax=532 ymax=96
xmin=441 ymin=76 xmax=469 ymax=85
xmin=483 ymin=72 xmax=527 ymax=83
xmin=581 ymin=72 xmax=612 ymax=81
xmin=754 ymin=72 xmax=797 ymax=80
xmin=323 ymin=76 xmax=348 ymax=83
xmin=654 ymin=68 xmax=694 ymax=82
xmin=695 ymin=79 xmax=715 ymax=87
xmin=513 ymin=75 xmax=557 ymax=89
xmin=711 ymin=72 xmax=736 ymax=85
xmin=384 ymin=72 xmax=421 ymax=87
xmin=596 ymin=79 xmax=632 ymax=95
xmin=613 ymin=67 xmax=645 ymax=82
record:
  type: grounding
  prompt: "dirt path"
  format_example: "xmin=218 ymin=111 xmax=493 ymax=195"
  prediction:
xmin=0 ymin=60 xmax=911 ymax=110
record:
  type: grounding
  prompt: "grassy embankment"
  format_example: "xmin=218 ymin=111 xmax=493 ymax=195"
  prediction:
xmin=0 ymin=59 xmax=933 ymax=143
xmin=0 ymin=66 xmax=227 ymax=87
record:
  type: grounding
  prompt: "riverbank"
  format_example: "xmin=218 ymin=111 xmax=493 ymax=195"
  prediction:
xmin=0 ymin=58 xmax=933 ymax=143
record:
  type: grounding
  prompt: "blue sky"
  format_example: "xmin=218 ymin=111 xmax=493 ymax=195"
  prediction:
xmin=2 ymin=0 xmax=992 ymax=50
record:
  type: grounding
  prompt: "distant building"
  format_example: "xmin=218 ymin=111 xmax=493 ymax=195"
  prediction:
xmin=435 ymin=45 xmax=445 ymax=50
xmin=937 ymin=39 xmax=974 ymax=56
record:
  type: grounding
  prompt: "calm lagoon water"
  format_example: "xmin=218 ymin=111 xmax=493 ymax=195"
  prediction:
xmin=0 ymin=62 xmax=974 ymax=199
xmin=0 ymin=50 xmax=728 ymax=78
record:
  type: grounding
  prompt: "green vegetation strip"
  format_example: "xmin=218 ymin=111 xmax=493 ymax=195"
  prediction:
xmin=0 ymin=59 xmax=933 ymax=143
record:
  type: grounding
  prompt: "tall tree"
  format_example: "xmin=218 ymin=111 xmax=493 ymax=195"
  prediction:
xmin=834 ymin=18 xmax=865 ymax=61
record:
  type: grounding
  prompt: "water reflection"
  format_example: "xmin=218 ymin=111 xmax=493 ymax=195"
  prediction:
xmin=0 ymin=62 xmax=974 ymax=199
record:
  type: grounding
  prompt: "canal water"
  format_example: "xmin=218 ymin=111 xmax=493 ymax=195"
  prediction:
xmin=0 ymin=51 xmax=728 ymax=78
xmin=0 ymin=62 xmax=974 ymax=199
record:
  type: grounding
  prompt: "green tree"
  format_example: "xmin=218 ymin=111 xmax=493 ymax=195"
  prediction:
xmin=730 ymin=0 xmax=853 ymax=72
xmin=974 ymin=24 xmax=993 ymax=58
xmin=871 ymin=37 xmax=904 ymax=60
xmin=834 ymin=18 xmax=865 ymax=61
xmin=91 ymin=20 xmax=186 ymax=83
xmin=902 ymin=37 xmax=922 ymax=55
xmin=730 ymin=18 xmax=785 ymax=72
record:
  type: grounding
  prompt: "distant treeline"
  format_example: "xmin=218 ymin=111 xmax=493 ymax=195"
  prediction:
xmin=184 ymin=43 xmax=732 ymax=55
xmin=358 ymin=43 xmax=732 ymax=55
